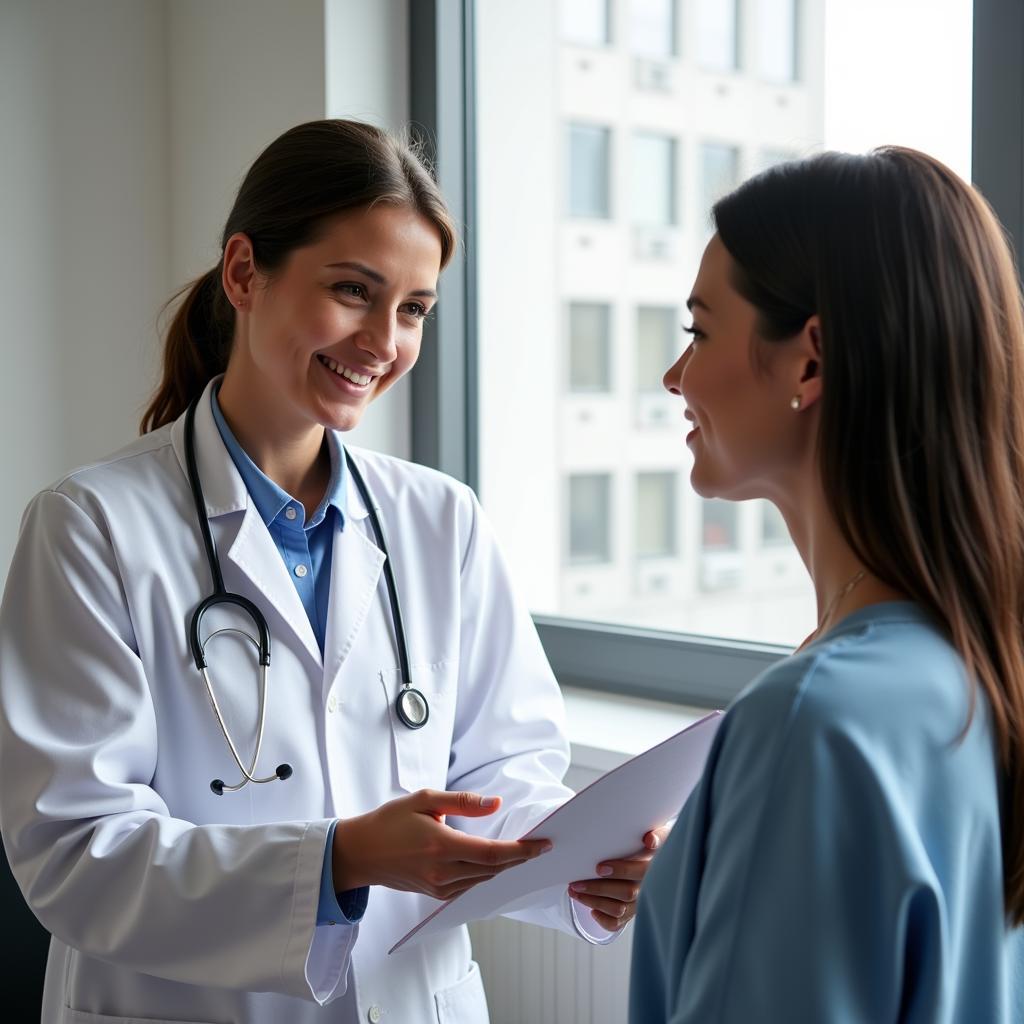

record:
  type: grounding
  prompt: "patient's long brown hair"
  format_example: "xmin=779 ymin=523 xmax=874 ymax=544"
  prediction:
xmin=714 ymin=147 xmax=1024 ymax=924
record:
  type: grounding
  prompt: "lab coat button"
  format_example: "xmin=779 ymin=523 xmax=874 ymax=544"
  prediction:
xmin=368 ymin=1006 xmax=383 ymax=1023
xmin=327 ymin=694 xmax=338 ymax=713
xmin=294 ymin=564 xmax=308 ymax=578
xmin=285 ymin=506 xmax=298 ymax=520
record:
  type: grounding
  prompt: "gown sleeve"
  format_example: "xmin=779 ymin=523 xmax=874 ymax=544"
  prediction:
xmin=631 ymin=652 xmax=945 ymax=1023
xmin=0 ymin=489 xmax=355 ymax=1004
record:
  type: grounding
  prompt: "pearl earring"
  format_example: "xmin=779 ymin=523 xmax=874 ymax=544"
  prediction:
xmin=790 ymin=396 xmax=801 ymax=411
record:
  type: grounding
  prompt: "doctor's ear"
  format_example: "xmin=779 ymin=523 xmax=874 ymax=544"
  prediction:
xmin=222 ymin=233 xmax=257 ymax=311
xmin=789 ymin=314 xmax=823 ymax=413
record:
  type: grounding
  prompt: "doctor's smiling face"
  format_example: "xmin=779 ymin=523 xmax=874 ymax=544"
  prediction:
xmin=219 ymin=202 xmax=442 ymax=438
xmin=664 ymin=233 xmax=820 ymax=502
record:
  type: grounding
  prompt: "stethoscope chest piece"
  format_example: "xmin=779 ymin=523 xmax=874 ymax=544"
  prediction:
xmin=396 ymin=687 xmax=430 ymax=730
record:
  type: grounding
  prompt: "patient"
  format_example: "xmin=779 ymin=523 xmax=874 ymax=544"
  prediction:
xmin=630 ymin=148 xmax=1024 ymax=1022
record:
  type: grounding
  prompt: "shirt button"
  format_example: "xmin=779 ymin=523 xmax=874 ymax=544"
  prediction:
xmin=294 ymin=564 xmax=308 ymax=578
xmin=285 ymin=506 xmax=298 ymax=521
xmin=327 ymin=694 xmax=338 ymax=713
xmin=368 ymin=1007 xmax=383 ymax=1024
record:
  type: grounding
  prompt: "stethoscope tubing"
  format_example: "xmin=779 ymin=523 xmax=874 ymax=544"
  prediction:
xmin=183 ymin=396 xmax=427 ymax=796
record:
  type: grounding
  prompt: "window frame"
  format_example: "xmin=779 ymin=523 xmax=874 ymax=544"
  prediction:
xmin=409 ymin=0 xmax=1024 ymax=709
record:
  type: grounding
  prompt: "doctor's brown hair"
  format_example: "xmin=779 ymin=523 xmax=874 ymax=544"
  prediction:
xmin=713 ymin=148 xmax=1024 ymax=924
xmin=140 ymin=119 xmax=457 ymax=433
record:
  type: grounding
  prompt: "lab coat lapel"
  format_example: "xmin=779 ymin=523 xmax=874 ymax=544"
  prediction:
xmin=223 ymin=504 xmax=323 ymax=668
xmin=322 ymin=459 xmax=385 ymax=687
xmin=170 ymin=377 xmax=323 ymax=668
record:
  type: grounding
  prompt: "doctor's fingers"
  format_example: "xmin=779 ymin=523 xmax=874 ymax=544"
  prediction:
xmin=442 ymin=834 xmax=553 ymax=869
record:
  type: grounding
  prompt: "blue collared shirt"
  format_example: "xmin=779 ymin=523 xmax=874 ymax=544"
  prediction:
xmin=211 ymin=390 xmax=367 ymax=927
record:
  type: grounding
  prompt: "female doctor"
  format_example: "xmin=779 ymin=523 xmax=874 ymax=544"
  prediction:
xmin=0 ymin=119 xmax=661 ymax=1024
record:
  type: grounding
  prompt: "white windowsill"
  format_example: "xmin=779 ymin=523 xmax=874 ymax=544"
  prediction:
xmin=562 ymin=685 xmax=717 ymax=773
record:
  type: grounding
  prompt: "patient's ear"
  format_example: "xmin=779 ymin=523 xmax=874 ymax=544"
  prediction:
xmin=793 ymin=315 xmax=822 ymax=410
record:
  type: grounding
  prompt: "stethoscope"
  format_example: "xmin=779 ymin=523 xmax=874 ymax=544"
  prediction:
xmin=183 ymin=397 xmax=430 ymax=796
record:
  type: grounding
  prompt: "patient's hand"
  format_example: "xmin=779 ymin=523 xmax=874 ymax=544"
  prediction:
xmin=567 ymin=824 xmax=672 ymax=932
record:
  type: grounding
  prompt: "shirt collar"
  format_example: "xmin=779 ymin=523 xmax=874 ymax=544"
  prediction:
xmin=210 ymin=388 xmax=348 ymax=530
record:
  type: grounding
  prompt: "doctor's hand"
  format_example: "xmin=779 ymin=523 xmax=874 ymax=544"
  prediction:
xmin=568 ymin=823 xmax=671 ymax=933
xmin=332 ymin=789 xmax=552 ymax=901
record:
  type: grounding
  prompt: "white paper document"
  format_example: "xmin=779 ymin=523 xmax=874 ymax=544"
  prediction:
xmin=389 ymin=709 xmax=723 ymax=954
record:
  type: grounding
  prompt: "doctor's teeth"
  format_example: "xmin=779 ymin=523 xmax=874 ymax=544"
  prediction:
xmin=319 ymin=356 xmax=372 ymax=386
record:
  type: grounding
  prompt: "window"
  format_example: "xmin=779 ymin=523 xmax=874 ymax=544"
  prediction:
xmin=632 ymin=132 xmax=676 ymax=226
xmin=632 ymin=0 xmax=675 ymax=59
xmin=699 ymin=143 xmax=740 ymax=234
xmin=561 ymin=0 xmax=610 ymax=47
xmin=754 ymin=0 xmax=798 ymax=82
xmin=569 ymin=302 xmax=612 ymax=392
xmin=636 ymin=307 xmax=677 ymax=393
xmin=762 ymin=501 xmax=789 ymax=545
xmin=419 ymin=0 xmax=1000 ymax=702
xmin=701 ymin=499 xmax=738 ymax=552
xmin=568 ymin=474 xmax=612 ymax=564
xmin=637 ymin=472 xmax=677 ymax=558
xmin=568 ymin=123 xmax=612 ymax=219
xmin=695 ymin=0 xmax=739 ymax=72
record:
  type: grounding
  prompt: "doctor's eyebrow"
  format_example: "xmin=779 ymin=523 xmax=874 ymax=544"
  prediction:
xmin=686 ymin=295 xmax=710 ymax=313
xmin=325 ymin=261 xmax=438 ymax=299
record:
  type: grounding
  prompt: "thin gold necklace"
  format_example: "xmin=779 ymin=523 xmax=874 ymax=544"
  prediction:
xmin=801 ymin=569 xmax=866 ymax=649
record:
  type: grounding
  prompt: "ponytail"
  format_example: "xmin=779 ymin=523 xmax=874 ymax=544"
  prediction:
xmin=140 ymin=268 xmax=234 ymax=433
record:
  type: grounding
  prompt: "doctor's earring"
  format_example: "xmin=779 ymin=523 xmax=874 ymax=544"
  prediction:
xmin=790 ymin=395 xmax=802 ymax=411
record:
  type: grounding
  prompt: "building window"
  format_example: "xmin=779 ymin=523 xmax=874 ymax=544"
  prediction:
xmin=560 ymin=0 xmax=611 ymax=47
xmin=636 ymin=306 xmax=677 ymax=393
xmin=701 ymin=498 xmax=738 ymax=551
xmin=568 ymin=474 xmax=612 ymax=564
xmin=755 ymin=0 xmax=798 ymax=82
xmin=568 ymin=123 xmax=612 ymax=219
xmin=700 ymin=142 xmax=740 ymax=229
xmin=568 ymin=302 xmax=612 ymax=392
xmin=632 ymin=132 xmax=676 ymax=226
xmin=631 ymin=0 xmax=675 ymax=59
xmin=762 ymin=501 xmax=790 ymax=545
xmin=695 ymin=0 xmax=738 ymax=72
xmin=637 ymin=472 xmax=677 ymax=558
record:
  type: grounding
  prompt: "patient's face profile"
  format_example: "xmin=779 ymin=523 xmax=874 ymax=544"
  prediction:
xmin=665 ymin=235 xmax=803 ymax=502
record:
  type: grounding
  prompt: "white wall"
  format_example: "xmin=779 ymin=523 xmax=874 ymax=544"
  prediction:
xmin=0 ymin=0 xmax=412 ymax=583
xmin=0 ymin=0 xmax=171 ymax=582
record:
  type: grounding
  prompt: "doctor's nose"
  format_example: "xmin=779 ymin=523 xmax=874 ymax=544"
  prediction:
xmin=355 ymin=311 xmax=399 ymax=363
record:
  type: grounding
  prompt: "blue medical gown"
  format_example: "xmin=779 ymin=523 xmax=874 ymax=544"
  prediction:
xmin=630 ymin=603 xmax=1024 ymax=1023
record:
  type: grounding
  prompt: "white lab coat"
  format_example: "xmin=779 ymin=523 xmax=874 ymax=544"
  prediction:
xmin=0 ymin=379 xmax=607 ymax=1024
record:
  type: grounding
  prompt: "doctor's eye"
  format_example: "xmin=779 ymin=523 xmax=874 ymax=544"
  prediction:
xmin=682 ymin=323 xmax=706 ymax=342
xmin=400 ymin=301 xmax=432 ymax=322
xmin=331 ymin=282 xmax=368 ymax=300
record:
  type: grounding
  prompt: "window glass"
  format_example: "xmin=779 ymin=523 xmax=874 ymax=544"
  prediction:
xmin=632 ymin=132 xmax=676 ymax=225
xmin=636 ymin=307 xmax=677 ymax=393
xmin=568 ymin=473 xmax=612 ymax=563
xmin=695 ymin=0 xmax=738 ymax=72
xmin=632 ymin=0 xmax=675 ymax=58
xmin=569 ymin=302 xmax=612 ymax=391
xmin=637 ymin=472 xmax=677 ymax=557
xmin=699 ymin=143 xmax=740 ymax=236
xmin=475 ymin=0 xmax=973 ymax=645
xmin=561 ymin=0 xmax=610 ymax=47
xmin=754 ymin=0 xmax=798 ymax=82
xmin=568 ymin=123 xmax=612 ymax=219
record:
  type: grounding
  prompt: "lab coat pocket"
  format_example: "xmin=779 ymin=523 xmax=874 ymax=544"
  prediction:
xmin=382 ymin=659 xmax=458 ymax=794
xmin=434 ymin=959 xmax=490 ymax=1023
xmin=66 ymin=1009 xmax=217 ymax=1024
